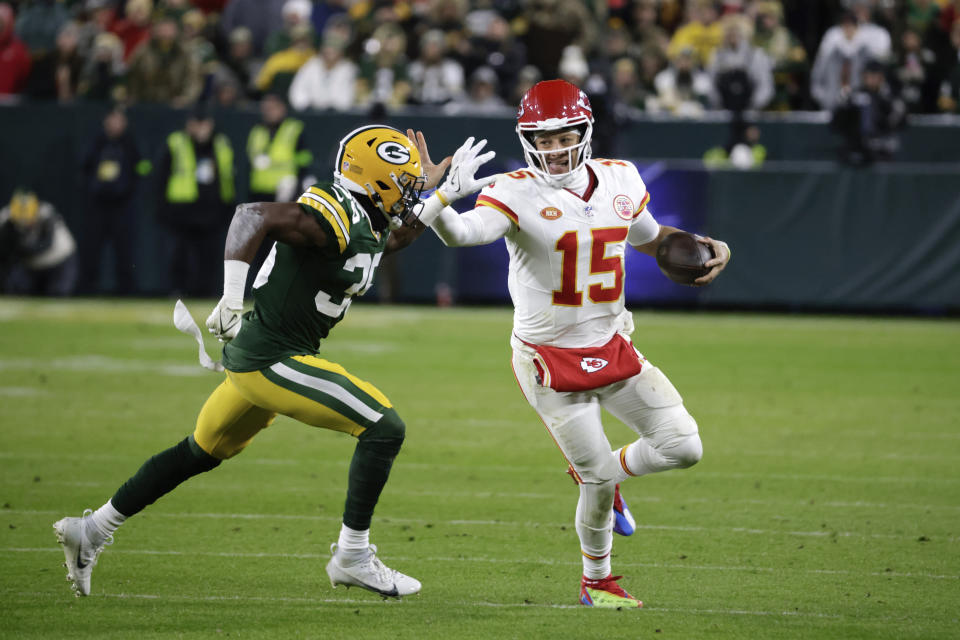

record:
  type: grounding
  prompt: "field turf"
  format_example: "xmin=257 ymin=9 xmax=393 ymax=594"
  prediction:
xmin=1 ymin=299 xmax=958 ymax=639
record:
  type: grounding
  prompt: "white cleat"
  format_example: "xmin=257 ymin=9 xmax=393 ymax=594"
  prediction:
xmin=52 ymin=509 xmax=112 ymax=597
xmin=325 ymin=543 xmax=421 ymax=599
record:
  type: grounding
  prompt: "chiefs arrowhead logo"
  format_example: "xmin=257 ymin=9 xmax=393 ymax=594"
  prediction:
xmin=580 ymin=357 xmax=609 ymax=373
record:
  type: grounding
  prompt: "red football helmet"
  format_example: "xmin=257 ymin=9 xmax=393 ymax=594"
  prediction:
xmin=516 ymin=79 xmax=594 ymax=185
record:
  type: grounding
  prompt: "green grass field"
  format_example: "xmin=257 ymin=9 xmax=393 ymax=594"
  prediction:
xmin=1 ymin=299 xmax=958 ymax=639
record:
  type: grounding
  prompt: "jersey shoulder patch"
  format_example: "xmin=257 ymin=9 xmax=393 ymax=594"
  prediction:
xmin=589 ymin=159 xmax=649 ymax=217
xmin=296 ymin=182 xmax=353 ymax=253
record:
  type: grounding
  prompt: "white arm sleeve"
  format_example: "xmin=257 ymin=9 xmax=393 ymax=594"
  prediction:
xmin=627 ymin=206 xmax=660 ymax=246
xmin=431 ymin=206 xmax=512 ymax=247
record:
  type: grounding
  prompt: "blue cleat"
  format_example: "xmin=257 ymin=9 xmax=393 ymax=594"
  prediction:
xmin=613 ymin=484 xmax=635 ymax=536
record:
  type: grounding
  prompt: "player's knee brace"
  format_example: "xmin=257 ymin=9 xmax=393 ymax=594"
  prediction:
xmin=357 ymin=408 xmax=405 ymax=458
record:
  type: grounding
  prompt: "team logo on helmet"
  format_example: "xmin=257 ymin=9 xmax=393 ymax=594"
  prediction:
xmin=613 ymin=194 xmax=634 ymax=220
xmin=540 ymin=206 xmax=562 ymax=220
xmin=377 ymin=141 xmax=411 ymax=165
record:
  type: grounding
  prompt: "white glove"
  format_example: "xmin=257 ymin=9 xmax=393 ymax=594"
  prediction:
xmin=435 ymin=136 xmax=497 ymax=207
xmin=205 ymin=297 xmax=243 ymax=342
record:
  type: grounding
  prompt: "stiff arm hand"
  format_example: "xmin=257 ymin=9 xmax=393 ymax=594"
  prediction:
xmin=417 ymin=137 xmax=498 ymax=226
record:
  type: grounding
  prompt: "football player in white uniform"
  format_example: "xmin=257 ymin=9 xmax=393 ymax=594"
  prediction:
xmin=416 ymin=80 xmax=731 ymax=608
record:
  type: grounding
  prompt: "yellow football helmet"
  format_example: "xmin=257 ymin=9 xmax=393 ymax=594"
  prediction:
xmin=333 ymin=125 xmax=426 ymax=229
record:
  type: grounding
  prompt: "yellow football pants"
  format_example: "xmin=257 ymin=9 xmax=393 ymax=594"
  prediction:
xmin=193 ymin=355 xmax=393 ymax=460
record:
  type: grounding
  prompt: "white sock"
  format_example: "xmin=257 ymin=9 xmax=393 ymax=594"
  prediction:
xmin=86 ymin=500 xmax=126 ymax=542
xmin=576 ymin=483 xmax=613 ymax=580
xmin=336 ymin=524 xmax=370 ymax=565
xmin=611 ymin=439 xmax=663 ymax=482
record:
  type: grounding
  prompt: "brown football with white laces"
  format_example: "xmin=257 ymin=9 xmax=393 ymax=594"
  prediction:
xmin=655 ymin=232 xmax=714 ymax=285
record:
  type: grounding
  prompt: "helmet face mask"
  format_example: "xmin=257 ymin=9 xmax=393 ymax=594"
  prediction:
xmin=520 ymin=125 xmax=590 ymax=184
xmin=333 ymin=125 xmax=425 ymax=229
xmin=516 ymin=80 xmax=594 ymax=187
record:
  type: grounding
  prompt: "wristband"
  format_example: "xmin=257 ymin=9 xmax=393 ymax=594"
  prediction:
xmin=417 ymin=194 xmax=448 ymax=227
xmin=223 ymin=259 xmax=249 ymax=309
xmin=435 ymin=190 xmax=451 ymax=207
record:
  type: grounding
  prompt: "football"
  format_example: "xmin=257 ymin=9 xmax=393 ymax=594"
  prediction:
xmin=655 ymin=231 xmax=715 ymax=285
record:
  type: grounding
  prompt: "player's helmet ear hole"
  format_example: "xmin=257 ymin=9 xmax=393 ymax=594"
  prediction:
xmin=376 ymin=180 xmax=391 ymax=190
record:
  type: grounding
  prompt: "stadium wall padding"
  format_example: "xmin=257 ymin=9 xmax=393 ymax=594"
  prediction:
xmin=1 ymin=103 xmax=958 ymax=311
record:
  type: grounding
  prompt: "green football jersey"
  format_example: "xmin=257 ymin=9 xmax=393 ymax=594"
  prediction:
xmin=222 ymin=181 xmax=389 ymax=372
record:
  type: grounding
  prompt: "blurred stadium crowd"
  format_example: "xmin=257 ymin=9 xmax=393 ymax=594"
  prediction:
xmin=1 ymin=0 xmax=959 ymax=116
xmin=2 ymin=0 xmax=960 ymax=299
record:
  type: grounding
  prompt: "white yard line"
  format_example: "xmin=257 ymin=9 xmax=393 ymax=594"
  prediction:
xmin=7 ymin=547 xmax=957 ymax=581
xmin=6 ymin=479 xmax=960 ymax=513
xmin=6 ymin=509 xmax=957 ymax=543
xmin=15 ymin=589 xmax=859 ymax=617
xmin=2 ymin=450 xmax=959 ymax=484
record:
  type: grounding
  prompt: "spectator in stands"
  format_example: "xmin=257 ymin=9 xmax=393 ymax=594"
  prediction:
xmin=288 ymin=31 xmax=357 ymax=111
xmin=126 ymin=15 xmax=202 ymax=107
xmin=892 ymin=27 xmax=939 ymax=113
xmin=157 ymin=0 xmax=192 ymax=22
xmin=906 ymin=0 xmax=941 ymax=37
xmin=80 ymin=105 xmax=145 ymax=295
xmin=181 ymin=9 xmax=216 ymax=67
xmin=649 ymin=45 xmax=713 ymax=116
xmin=610 ymin=56 xmax=650 ymax=112
xmin=589 ymin=25 xmax=634 ymax=83
xmin=110 ymin=0 xmax=153 ymax=61
xmin=254 ymin=23 xmax=315 ymax=96
xmin=819 ymin=0 xmax=892 ymax=64
xmin=937 ymin=20 xmax=960 ymax=113
xmin=667 ymin=0 xmax=723 ymax=68
xmin=74 ymin=0 xmax=117 ymax=58
xmin=13 ymin=0 xmax=70 ymax=56
xmin=460 ymin=14 xmax=527 ymax=102
xmin=0 ymin=2 xmax=32 ymax=95
xmin=519 ymin=0 xmax=596 ymax=80
xmin=220 ymin=0 xmax=286 ymax=56
xmin=0 ymin=189 xmax=77 ymax=297
xmin=811 ymin=12 xmax=875 ymax=110
xmin=156 ymin=105 xmax=236 ymax=297
xmin=831 ymin=59 xmax=907 ymax=165
xmin=752 ymin=0 xmax=808 ymax=111
xmin=709 ymin=14 xmax=774 ymax=111
xmin=26 ymin=20 xmax=83 ymax=101
xmin=445 ymin=65 xmax=509 ymax=114
xmin=221 ymin=26 xmax=263 ymax=101
xmin=355 ymin=22 xmax=411 ymax=110
xmin=407 ymin=28 xmax=465 ymax=105
xmin=636 ymin=44 xmax=668 ymax=107
xmin=246 ymin=92 xmax=312 ymax=204
xmin=510 ymin=64 xmax=542 ymax=105
xmin=629 ymin=0 xmax=670 ymax=57
xmin=77 ymin=31 xmax=125 ymax=102
xmin=265 ymin=0 xmax=314 ymax=56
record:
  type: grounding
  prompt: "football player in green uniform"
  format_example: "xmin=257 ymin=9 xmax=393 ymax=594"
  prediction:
xmin=53 ymin=125 xmax=495 ymax=599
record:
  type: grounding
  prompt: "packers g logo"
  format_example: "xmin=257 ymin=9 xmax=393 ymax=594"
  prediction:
xmin=376 ymin=141 xmax=411 ymax=165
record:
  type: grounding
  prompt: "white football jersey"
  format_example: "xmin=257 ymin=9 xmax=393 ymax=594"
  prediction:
xmin=476 ymin=158 xmax=659 ymax=348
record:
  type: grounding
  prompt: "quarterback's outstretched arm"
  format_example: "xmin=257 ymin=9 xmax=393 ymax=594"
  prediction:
xmin=416 ymin=136 xmax=500 ymax=245
xmin=429 ymin=205 xmax=511 ymax=247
